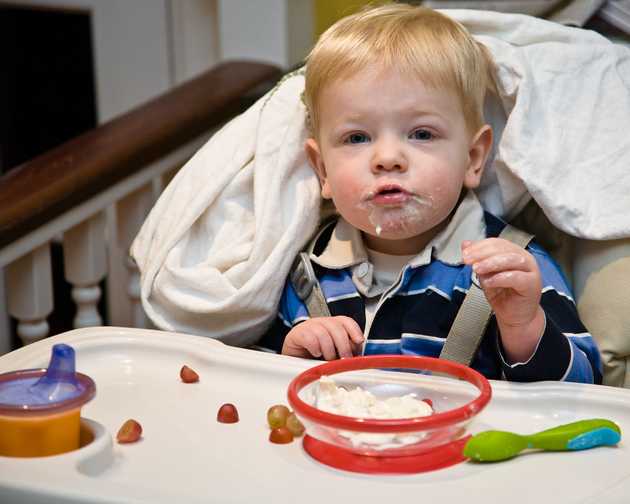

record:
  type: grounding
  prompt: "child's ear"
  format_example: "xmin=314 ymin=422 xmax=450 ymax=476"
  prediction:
xmin=464 ymin=125 xmax=493 ymax=189
xmin=305 ymin=138 xmax=332 ymax=199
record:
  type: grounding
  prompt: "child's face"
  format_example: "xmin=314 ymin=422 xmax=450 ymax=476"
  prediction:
xmin=305 ymin=64 xmax=491 ymax=255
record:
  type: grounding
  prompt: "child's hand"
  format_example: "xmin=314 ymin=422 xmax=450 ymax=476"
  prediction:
xmin=282 ymin=316 xmax=364 ymax=360
xmin=461 ymin=238 xmax=545 ymax=363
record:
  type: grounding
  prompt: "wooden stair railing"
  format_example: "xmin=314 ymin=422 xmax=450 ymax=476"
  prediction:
xmin=0 ymin=60 xmax=282 ymax=350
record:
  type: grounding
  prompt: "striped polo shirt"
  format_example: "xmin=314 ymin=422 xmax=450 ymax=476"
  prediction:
xmin=261 ymin=192 xmax=602 ymax=384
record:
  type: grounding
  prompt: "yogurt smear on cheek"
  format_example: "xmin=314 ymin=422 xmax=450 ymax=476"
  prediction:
xmin=314 ymin=376 xmax=433 ymax=449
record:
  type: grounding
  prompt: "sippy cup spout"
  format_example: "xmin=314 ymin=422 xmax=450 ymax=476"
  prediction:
xmin=29 ymin=344 xmax=81 ymax=402
xmin=45 ymin=344 xmax=77 ymax=381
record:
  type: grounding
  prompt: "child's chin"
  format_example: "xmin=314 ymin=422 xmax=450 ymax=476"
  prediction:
xmin=360 ymin=205 xmax=436 ymax=238
xmin=370 ymin=221 xmax=429 ymax=239
xmin=364 ymin=226 xmax=426 ymax=243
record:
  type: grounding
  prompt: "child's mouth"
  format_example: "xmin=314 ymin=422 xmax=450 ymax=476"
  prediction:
xmin=359 ymin=187 xmax=433 ymax=236
xmin=370 ymin=185 xmax=411 ymax=206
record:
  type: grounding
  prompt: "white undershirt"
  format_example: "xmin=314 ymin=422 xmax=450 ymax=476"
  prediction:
xmin=363 ymin=248 xmax=416 ymax=332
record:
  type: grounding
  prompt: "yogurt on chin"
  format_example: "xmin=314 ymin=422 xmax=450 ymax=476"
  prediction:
xmin=314 ymin=376 xmax=433 ymax=450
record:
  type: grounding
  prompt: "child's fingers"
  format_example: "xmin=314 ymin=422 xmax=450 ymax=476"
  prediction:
xmin=297 ymin=330 xmax=323 ymax=358
xmin=473 ymin=252 xmax=532 ymax=276
xmin=336 ymin=316 xmax=365 ymax=357
xmin=316 ymin=333 xmax=338 ymax=360
xmin=337 ymin=316 xmax=365 ymax=345
xmin=308 ymin=325 xmax=337 ymax=360
xmin=479 ymin=270 xmax=534 ymax=293
xmin=461 ymin=238 xmax=521 ymax=264
xmin=320 ymin=318 xmax=354 ymax=358
xmin=282 ymin=325 xmax=322 ymax=358
xmin=350 ymin=339 xmax=363 ymax=356
xmin=286 ymin=317 xmax=364 ymax=360
xmin=330 ymin=331 xmax=354 ymax=358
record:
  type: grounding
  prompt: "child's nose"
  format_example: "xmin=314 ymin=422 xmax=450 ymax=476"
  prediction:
xmin=371 ymin=138 xmax=407 ymax=173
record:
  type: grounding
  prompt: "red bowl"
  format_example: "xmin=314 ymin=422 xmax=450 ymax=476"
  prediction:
xmin=288 ymin=355 xmax=491 ymax=457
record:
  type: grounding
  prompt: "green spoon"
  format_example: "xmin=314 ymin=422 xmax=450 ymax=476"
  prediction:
xmin=464 ymin=418 xmax=621 ymax=462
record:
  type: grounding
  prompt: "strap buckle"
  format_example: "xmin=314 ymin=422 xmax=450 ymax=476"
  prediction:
xmin=290 ymin=253 xmax=317 ymax=301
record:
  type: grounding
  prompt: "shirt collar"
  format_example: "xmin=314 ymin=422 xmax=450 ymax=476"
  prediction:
xmin=310 ymin=217 xmax=368 ymax=268
xmin=428 ymin=189 xmax=486 ymax=265
xmin=310 ymin=189 xmax=486 ymax=272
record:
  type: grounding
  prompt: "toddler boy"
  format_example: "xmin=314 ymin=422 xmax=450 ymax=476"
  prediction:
xmin=261 ymin=4 xmax=601 ymax=383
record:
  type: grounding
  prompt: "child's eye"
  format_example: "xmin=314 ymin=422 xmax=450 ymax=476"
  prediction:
xmin=410 ymin=129 xmax=433 ymax=141
xmin=345 ymin=133 xmax=370 ymax=144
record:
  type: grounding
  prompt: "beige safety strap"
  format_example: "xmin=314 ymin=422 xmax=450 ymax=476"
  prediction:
xmin=290 ymin=252 xmax=331 ymax=318
xmin=439 ymin=225 xmax=534 ymax=366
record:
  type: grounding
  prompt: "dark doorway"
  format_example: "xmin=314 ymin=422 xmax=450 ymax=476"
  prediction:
xmin=0 ymin=4 xmax=102 ymax=348
xmin=0 ymin=4 xmax=97 ymax=173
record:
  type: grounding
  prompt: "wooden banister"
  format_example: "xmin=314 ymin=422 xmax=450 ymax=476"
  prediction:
xmin=0 ymin=60 xmax=282 ymax=249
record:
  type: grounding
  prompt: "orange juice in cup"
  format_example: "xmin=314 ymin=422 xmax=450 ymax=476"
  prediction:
xmin=0 ymin=344 xmax=95 ymax=457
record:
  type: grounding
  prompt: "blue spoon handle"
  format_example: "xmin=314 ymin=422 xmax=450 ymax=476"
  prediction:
xmin=527 ymin=418 xmax=621 ymax=451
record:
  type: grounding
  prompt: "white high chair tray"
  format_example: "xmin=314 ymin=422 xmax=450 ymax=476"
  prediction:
xmin=0 ymin=327 xmax=629 ymax=504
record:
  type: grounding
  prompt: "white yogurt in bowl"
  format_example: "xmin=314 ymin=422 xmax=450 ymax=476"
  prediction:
xmin=314 ymin=376 xmax=433 ymax=449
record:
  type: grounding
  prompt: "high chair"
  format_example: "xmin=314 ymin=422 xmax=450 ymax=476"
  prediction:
xmin=131 ymin=9 xmax=630 ymax=388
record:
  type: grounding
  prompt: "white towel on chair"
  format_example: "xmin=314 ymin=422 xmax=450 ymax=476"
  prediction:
xmin=131 ymin=10 xmax=630 ymax=345
xmin=131 ymin=74 xmax=321 ymax=345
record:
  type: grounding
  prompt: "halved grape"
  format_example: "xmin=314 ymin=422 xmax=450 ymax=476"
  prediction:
xmin=267 ymin=404 xmax=290 ymax=429
xmin=180 ymin=365 xmax=199 ymax=383
xmin=217 ymin=403 xmax=239 ymax=423
xmin=269 ymin=427 xmax=294 ymax=444
xmin=117 ymin=419 xmax=142 ymax=443
xmin=285 ymin=412 xmax=305 ymax=437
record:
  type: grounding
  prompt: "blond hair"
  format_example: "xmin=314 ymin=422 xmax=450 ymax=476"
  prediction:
xmin=304 ymin=3 xmax=495 ymax=136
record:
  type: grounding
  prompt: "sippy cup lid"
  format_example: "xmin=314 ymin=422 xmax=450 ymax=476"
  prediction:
xmin=0 ymin=343 xmax=95 ymax=416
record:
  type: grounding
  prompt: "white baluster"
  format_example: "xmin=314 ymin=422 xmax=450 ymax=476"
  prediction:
xmin=63 ymin=213 xmax=107 ymax=328
xmin=116 ymin=185 xmax=154 ymax=328
xmin=6 ymin=244 xmax=54 ymax=345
